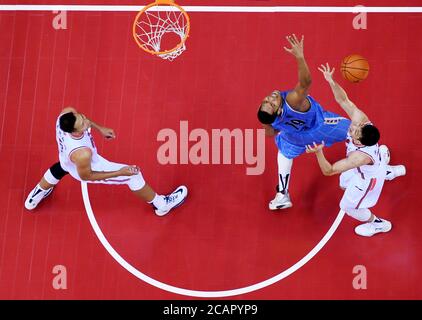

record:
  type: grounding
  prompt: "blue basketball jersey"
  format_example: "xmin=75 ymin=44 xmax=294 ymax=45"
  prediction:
xmin=271 ymin=90 xmax=351 ymax=159
xmin=271 ymin=90 xmax=325 ymax=133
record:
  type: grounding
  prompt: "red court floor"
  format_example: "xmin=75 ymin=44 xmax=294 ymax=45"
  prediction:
xmin=0 ymin=0 xmax=421 ymax=299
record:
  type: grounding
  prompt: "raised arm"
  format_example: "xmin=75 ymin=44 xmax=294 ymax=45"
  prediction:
xmin=87 ymin=118 xmax=116 ymax=139
xmin=284 ymin=34 xmax=312 ymax=111
xmin=60 ymin=108 xmax=117 ymax=139
xmin=318 ymin=63 xmax=368 ymax=124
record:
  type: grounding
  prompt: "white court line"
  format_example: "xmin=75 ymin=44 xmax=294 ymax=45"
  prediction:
xmin=81 ymin=182 xmax=345 ymax=298
xmin=1 ymin=5 xmax=422 ymax=12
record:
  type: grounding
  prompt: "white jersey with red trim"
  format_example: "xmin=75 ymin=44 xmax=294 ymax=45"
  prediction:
xmin=55 ymin=115 xmax=99 ymax=179
xmin=345 ymin=132 xmax=382 ymax=179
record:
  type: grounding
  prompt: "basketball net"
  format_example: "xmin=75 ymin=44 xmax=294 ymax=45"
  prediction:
xmin=132 ymin=0 xmax=190 ymax=61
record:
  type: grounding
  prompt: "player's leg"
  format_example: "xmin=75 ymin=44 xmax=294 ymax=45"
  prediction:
xmin=277 ymin=151 xmax=293 ymax=195
xmin=340 ymin=173 xmax=391 ymax=237
xmin=90 ymin=155 xmax=187 ymax=216
xmin=130 ymin=181 xmax=188 ymax=217
xmin=269 ymin=151 xmax=293 ymax=210
xmin=379 ymin=145 xmax=407 ymax=181
xmin=385 ymin=165 xmax=406 ymax=180
xmin=345 ymin=208 xmax=392 ymax=237
xmin=25 ymin=162 xmax=69 ymax=210
xmin=125 ymin=175 xmax=188 ymax=216
xmin=269 ymin=135 xmax=304 ymax=210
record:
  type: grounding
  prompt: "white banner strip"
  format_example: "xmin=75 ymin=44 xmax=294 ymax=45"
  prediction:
xmin=1 ymin=5 xmax=422 ymax=13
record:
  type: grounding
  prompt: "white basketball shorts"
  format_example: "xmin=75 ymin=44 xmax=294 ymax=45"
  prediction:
xmin=339 ymin=166 xmax=386 ymax=210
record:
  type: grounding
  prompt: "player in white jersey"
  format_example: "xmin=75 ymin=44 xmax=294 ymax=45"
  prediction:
xmin=305 ymin=64 xmax=406 ymax=237
xmin=25 ymin=107 xmax=188 ymax=216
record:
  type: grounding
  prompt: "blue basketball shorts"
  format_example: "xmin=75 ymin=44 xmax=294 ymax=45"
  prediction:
xmin=275 ymin=111 xmax=351 ymax=159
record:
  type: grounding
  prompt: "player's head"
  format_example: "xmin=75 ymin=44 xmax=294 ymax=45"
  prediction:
xmin=59 ymin=112 xmax=91 ymax=133
xmin=359 ymin=124 xmax=380 ymax=146
xmin=351 ymin=123 xmax=380 ymax=146
xmin=257 ymin=91 xmax=283 ymax=124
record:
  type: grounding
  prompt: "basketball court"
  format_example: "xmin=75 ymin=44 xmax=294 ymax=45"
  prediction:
xmin=0 ymin=0 xmax=421 ymax=299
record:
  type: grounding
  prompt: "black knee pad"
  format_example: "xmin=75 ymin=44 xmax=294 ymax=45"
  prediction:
xmin=50 ymin=162 xmax=69 ymax=180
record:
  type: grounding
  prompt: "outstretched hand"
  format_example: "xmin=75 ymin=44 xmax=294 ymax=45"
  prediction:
xmin=318 ymin=63 xmax=335 ymax=84
xmin=305 ymin=141 xmax=325 ymax=154
xmin=99 ymin=127 xmax=116 ymax=139
xmin=284 ymin=34 xmax=305 ymax=59
xmin=118 ymin=165 xmax=140 ymax=176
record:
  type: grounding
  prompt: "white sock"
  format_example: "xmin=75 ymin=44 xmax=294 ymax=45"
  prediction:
xmin=43 ymin=169 xmax=60 ymax=185
xmin=149 ymin=194 xmax=166 ymax=209
xmin=277 ymin=152 xmax=293 ymax=194
xmin=345 ymin=208 xmax=372 ymax=222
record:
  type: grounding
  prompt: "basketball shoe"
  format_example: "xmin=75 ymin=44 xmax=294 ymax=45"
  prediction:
xmin=25 ymin=185 xmax=54 ymax=210
xmin=269 ymin=191 xmax=292 ymax=210
xmin=355 ymin=217 xmax=392 ymax=237
xmin=155 ymin=185 xmax=188 ymax=216
xmin=385 ymin=165 xmax=406 ymax=181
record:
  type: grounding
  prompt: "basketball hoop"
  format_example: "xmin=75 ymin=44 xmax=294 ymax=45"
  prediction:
xmin=132 ymin=0 xmax=190 ymax=61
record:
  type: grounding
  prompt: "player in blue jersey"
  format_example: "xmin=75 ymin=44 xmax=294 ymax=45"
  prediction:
xmin=257 ymin=34 xmax=351 ymax=210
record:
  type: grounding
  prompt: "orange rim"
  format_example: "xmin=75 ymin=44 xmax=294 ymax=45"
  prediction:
xmin=132 ymin=0 xmax=190 ymax=56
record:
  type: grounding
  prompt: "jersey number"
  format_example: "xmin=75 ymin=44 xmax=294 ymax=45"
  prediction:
xmin=285 ymin=119 xmax=306 ymax=130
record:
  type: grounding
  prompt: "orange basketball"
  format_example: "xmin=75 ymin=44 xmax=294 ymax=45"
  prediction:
xmin=341 ymin=54 xmax=369 ymax=83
